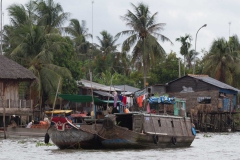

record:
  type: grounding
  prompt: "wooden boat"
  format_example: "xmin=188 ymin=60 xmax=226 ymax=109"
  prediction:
xmin=46 ymin=95 xmax=109 ymax=149
xmin=46 ymin=94 xmax=196 ymax=149
xmin=48 ymin=115 xmax=103 ymax=149
xmin=96 ymin=96 xmax=195 ymax=149
xmin=97 ymin=113 xmax=195 ymax=149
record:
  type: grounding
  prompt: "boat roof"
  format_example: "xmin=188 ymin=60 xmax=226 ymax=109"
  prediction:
xmin=114 ymin=112 xmax=190 ymax=119
xmin=45 ymin=110 xmax=73 ymax=114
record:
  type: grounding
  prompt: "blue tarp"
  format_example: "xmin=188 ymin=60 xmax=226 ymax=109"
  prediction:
xmin=148 ymin=96 xmax=175 ymax=104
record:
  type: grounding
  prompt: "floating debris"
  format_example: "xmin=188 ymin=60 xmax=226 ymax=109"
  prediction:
xmin=203 ymin=134 xmax=212 ymax=137
xmin=36 ymin=142 xmax=55 ymax=147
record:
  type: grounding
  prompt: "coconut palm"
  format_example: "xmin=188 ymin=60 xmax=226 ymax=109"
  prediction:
xmin=186 ymin=49 xmax=198 ymax=70
xmin=96 ymin=30 xmax=119 ymax=55
xmin=35 ymin=0 xmax=70 ymax=33
xmin=65 ymin=19 xmax=92 ymax=55
xmin=203 ymin=35 xmax=240 ymax=84
xmin=176 ymin=34 xmax=192 ymax=75
xmin=116 ymin=2 xmax=172 ymax=87
xmin=5 ymin=1 xmax=73 ymax=108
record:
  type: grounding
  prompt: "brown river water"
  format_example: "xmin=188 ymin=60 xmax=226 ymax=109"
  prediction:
xmin=0 ymin=133 xmax=240 ymax=160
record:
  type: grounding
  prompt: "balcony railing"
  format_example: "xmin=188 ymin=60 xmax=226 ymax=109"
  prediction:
xmin=0 ymin=99 xmax=33 ymax=109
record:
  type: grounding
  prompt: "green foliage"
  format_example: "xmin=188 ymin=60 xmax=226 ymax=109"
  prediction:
xmin=117 ymin=2 xmax=172 ymax=86
xmin=202 ymin=35 xmax=240 ymax=86
xmin=4 ymin=1 xmax=74 ymax=107
xmin=148 ymin=52 xmax=181 ymax=85
xmin=62 ymin=78 xmax=78 ymax=94
xmin=203 ymin=134 xmax=212 ymax=137
xmin=52 ymin=36 xmax=83 ymax=80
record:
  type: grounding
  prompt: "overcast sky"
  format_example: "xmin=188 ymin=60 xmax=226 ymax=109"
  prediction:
xmin=3 ymin=0 xmax=239 ymax=59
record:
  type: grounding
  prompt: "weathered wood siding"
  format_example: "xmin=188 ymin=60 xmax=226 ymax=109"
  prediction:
xmin=133 ymin=114 xmax=144 ymax=132
xmin=143 ymin=116 xmax=192 ymax=136
xmin=4 ymin=81 xmax=19 ymax=101
xmin=166 ymin=76 xmax=219 ymax=93
xmin=168 ymin=90 xmax=235 ymax=113
xmin=148 ymin=85 xmax=166 ymax=95
xmin=168 ymin=91 xmax=219 ymax=112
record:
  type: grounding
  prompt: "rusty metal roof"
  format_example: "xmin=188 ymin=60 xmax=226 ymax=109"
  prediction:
xmin=0 ymin=55 xmax=36 ymax=80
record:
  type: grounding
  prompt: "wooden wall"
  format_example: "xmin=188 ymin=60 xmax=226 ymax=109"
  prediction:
xmin=166 ymin=76 xmax=219 ymax=93
xmin=168 ymin=90 xmax=219 ymax=112
xmin=168 ymin=90 xmax=235 ymax=114
xmin=1 ymin=81 xmax=19 ymax=101
xmin=148 ymin=85 xmax=166 ymax=95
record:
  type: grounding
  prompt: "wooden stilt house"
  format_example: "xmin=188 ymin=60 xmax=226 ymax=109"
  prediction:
xmin=0 ymin=55 xmax=37 ymax=128
xmin=166 ymin=74 xmax=239 ymax=132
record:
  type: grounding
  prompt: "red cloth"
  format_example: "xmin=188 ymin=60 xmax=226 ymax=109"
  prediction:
xmin=122 ymin=96 xmax=127 ymax=106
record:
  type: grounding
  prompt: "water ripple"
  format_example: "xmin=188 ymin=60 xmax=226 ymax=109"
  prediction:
xmin=0 ymin=133 xmax=240 ymax=160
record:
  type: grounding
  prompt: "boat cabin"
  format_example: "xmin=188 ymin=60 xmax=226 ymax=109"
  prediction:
xmin=114 ymin=112 xmax=193 ymax=137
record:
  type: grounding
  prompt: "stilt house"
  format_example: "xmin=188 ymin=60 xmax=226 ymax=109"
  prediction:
xmin=0 ymin=55 xmax=37 ymax=127
xmin=166 ymin=74 xmax=239 ymax=112
xmin=166 ymin=74 xmax=240 ymax=132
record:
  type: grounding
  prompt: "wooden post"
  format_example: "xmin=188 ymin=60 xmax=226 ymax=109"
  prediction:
xmin=2 ymin=95 xmax=6 ymax=139
xmin=213 ymin=114 xmax=216 ymax=132
xmin=220 ymin=114 xmax=222 ymax=132
xmin=205 ymin=113 xmax=208 ymax=132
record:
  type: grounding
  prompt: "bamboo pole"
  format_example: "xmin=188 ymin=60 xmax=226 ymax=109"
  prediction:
xmin=51 ymin=78 xmax=61 ymax=120
xmin=107 ymin=75 xmax=114 ymax=108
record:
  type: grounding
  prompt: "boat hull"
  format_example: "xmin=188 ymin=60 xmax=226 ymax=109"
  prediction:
xmin=98 ymin=114 xmax=195 ymax=149
xmin=99 ymin=126 xmax=194 ymax=149
xmin=48 ymin=117 xmax=102 ymax=149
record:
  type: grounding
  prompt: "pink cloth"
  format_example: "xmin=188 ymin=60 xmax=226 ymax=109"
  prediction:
xmin=147 ymin=103 xmax=151 ymax=113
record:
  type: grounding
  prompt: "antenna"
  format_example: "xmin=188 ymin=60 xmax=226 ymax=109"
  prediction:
xmin=90 ymin=1 xmax=95 ymax=118
xmin=229 ymin=22 xmax=231 ymax=39
xmin=0 ymin=0 xmax=2 ymax=55
xmin=92 ymin=1 xmax=94 ymax=44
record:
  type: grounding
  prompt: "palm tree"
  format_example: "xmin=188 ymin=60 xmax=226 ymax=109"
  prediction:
xmin=203 ymin=35 xmax=240 ymax=84
xmin=36 ymin=0 xmax=70 ymax=33
xmin=186 ymin=49 xmax=198 ymax=70
xmin=5 ymin=1 xmax=73 ymax=109
xmin=65 ymin=19 xmax=92 ymax=56
xmin=96 ymin=30 xmax=119 ymax=55
xmin=95 ymin=30 xmax=121 ymax=74
xmin=116 ymin=2 xmax=172 ymax=87
xmin=176 ymin=34 xmax=192 ymax=75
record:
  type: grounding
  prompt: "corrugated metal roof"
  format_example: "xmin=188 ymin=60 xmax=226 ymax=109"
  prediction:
xmin=188 ymin=74 xmax=239 ymax=92
xmin=94 ymin=91 xmax=114 ymax=97
xmin=77 ymin=79 xmax=122 ymax=92
xmin=113 ymin=85 xmax=140 ymax=93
